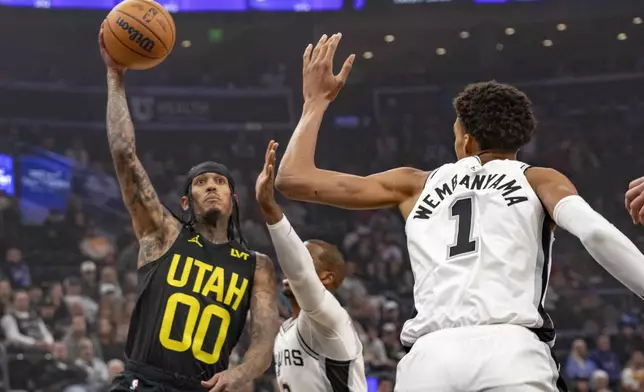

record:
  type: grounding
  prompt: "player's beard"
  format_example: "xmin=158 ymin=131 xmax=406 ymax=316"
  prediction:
xmin=200 ymin=207 xmax=221 ymax=226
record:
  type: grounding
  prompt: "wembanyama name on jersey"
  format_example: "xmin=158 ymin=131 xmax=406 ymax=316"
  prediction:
xmin=412 ymin=171 xmax=529 ymax=220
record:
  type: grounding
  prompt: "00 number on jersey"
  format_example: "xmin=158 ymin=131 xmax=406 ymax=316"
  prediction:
xmin=158 ymin=292 xmax=231 ymax=364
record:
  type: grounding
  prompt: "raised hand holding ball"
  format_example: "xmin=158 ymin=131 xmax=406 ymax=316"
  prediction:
xmin=101 ymin=0 xmax=176 ymax=70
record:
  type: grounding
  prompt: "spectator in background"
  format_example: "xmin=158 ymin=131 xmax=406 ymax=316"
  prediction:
xmin=103 ymin=359 xmax=124 ymax=392
xmin=75 ymin=337 xmax=108 ymax=392
xmin=42 ymin=209 xmax=74 ymax=250
xmin=65 ymin=314 xmax=101 ymax=360
xmin=362 ymin=323 xmax=393 ymax=371
xmin=336 ymin=261 xmax=367 ymax=305
xmin=3 ymin=247 xmax=31 ymax=289
xmin=48 ymin=282 xmax=72 ymax=330
xmin=80 ymin=261 xmax=99 ymax=301
xmin=380 ymin=322 xmax=405 ymax=362
xmin=97 ymin=318 xmax=123 ymax=361
xmin=377 ymin=375 xmax=394 ymax=392
xmin=571 ymin=377 xmax=590 ymax=392
xmin=381 ymin=301 xmax=400 ymax=325
xmin=39 ymin=341 xmax=89 ymax=392
xmin=1 ymin=289 xmax=53 ymax=351
xmin=99 ymin=266 xmax=121 ymax=301
xmin=622 ymin=351 xmax=644 ymax=392
xmin=590 ymin=334 xmax=621 ymax=386
xmin=591 ymin=370 xmax=612 ymax=392
xmin=79 ymin=225 xmax=114 ymax=262
xmin=40 ymin=296 xmax=68 ymax=340
xmin=28 ymin=284 xmax=44 ymax=306
xmin=566 ymin=339 xmax=597 ymax=380
xmin=0 ymin=278 xmax=12 ymax=315
xmin=616 ymin=315 xmax=644 ymax=364
xmin=64 ymin=277 xmax=98 ymax=324
xmin=66 ymin=138 xmax=90 ymax=168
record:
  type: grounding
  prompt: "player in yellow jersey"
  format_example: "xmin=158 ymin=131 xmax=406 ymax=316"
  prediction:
xmin=99 ymin=27 xmax=279 ymax=392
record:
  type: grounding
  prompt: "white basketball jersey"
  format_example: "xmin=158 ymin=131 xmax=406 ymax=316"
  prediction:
xmin=274 ymin=312 xmax=367 ymax=392
xmin=402 ymin=156 xmax=555 ymax=348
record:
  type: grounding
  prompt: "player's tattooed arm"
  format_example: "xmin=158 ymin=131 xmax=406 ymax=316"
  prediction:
xmin=239 ymin=253 xmax=279 ymax=380
xmin=106 ymin=71 xmax=179 ymax=266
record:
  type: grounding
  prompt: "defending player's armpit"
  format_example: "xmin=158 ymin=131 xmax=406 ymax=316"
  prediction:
xmin=554 ymin=195 xmax=644 ymax=298
xmin=267 ymin=215 xmax=347 ymax=327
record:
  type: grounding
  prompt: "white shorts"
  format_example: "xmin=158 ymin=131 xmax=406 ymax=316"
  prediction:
xmin=394 ymin=324 xmax=566 ymax=392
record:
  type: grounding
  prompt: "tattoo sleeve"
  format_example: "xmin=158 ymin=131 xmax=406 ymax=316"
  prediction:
xmin=239 ymin=253 xmax=280 ymax=379
xmin=106 ymin=70 xmax=178 ymax=258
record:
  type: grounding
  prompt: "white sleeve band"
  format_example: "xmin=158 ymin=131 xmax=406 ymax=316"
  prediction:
xmin=554 ymin=195 xmax=644 ymax=298
xmin=267 ymin=215 xmax=349 ymax=328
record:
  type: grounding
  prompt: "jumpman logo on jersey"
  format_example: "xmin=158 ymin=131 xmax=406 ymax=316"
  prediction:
xmin=188 ymin=235 xmax=203 ymax=248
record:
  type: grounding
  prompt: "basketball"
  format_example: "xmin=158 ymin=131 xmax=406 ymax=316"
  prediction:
xmin=103 ymin=0 xmax=175 ymax=70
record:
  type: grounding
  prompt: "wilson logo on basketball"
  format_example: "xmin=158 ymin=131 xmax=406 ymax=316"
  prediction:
xmin=115 ymin=17 xmax=155 ymax=53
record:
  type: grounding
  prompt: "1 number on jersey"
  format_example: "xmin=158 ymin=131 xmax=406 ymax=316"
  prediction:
xmin=158 ymin=292 xmax=231 ymax=364
xmin=448 ymin=197 xmax=478 ymax=258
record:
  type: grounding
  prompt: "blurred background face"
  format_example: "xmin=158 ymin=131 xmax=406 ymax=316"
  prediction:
xmin=13 ymin=291 xmax=30 ymax=312
xmin=82 ymin=267 xmax=96 ymax=282
xmin=28 ymin=286 xmax=43 ymax=304
xmin=631 ymin=351 xmax=644 ymax=369
xmin=72 ymin=315 xmax=86 ymax=336
xmin=52 ymin=342 xmax=68 ymax=362
xmin=572 ymin=339 xmax=587 ymax=357
xmin=597 ymin=334 xmax=610 ymax=351
xmin=49 ymin=283 xmax=63 ymax=301
xmin=0 ymin=280 xmax=12 ymax=299
xmin=6 ymin=248 xmax=21 ymax=263
xmin=99 ymin=318 xmax=112 ymax=338
xmin=100 ymin=266 xmax=117 ymax=284
xmin=40 ymin=304 xmax=55 ymax=319
xmin=79 ymin=338 xmax=94 ymax=361
xmin=107 ymin=360 xmax=125 ymax=382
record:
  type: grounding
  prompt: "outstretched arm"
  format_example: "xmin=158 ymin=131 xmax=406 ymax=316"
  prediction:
xmin=100 ymin=25 xmax=178 ymax=266
xmin=106 ymin=71 xmax=167 ymax=237
xmin=275 ymin=34 xmax=426 ymax=210
xmin=276 ymin=100 xmax=427 ymax=210
xmin=527 ymin=167 xmax=644 ymax=297
xmin=257 ymin=141 xmax=349 ymax=328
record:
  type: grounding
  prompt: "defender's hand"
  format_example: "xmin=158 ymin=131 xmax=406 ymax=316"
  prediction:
xmin=98 ymin=21 xmax=126 ymax=74
xmin=626 ymin=176 xmax=644 ymax=224
xmin=201 ymin=367 xmax=250 ymax=392
xmin=302 ymin=33 xmax=355 ymax=103
xmin=256 ymin=140 xmax=282 ymax=224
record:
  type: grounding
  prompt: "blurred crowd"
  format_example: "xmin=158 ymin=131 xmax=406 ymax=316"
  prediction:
xmin=1 ymin=51 xmax=644 ymax=392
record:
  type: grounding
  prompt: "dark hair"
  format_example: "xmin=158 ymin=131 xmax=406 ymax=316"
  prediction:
xmin=171 ymin=161 xmax=247 ymax=248
xmin=453 ymin=81 xmax=536 ymax=151
xmin=307 ymin=239 xmax=347 ymax=290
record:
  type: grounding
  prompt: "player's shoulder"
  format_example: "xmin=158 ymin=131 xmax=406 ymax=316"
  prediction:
xmin=252 ymin=252 xmax=275 ymax=273
xmin=523 ymin=166 xmax=571 ymax=187
xmin=369 ymin=166 xmax=430 ymax=188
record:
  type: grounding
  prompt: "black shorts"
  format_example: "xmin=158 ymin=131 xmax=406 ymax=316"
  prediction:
xmin=110 ymin=360 xmax=207 ymax=392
